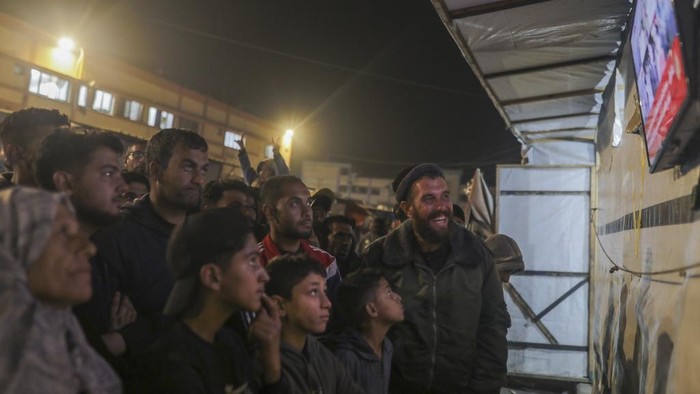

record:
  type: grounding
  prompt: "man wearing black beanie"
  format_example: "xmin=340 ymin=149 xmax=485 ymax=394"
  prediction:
xmin=363 ymin=163 xmax=509 ymax=394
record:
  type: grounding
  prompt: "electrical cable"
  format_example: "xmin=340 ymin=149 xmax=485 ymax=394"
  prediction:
xmin=590 ymin=209 xmax=700 ymax=284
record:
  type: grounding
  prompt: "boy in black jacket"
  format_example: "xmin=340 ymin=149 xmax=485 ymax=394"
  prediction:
xmin=328 ymin=269 xmax=404 ymax=394
xmin=266 ymin=254 xmax=363 ymax=394
xmin=139 ymin=208 xmax=284 ymax=393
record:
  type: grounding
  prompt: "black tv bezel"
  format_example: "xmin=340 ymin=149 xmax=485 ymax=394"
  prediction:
xmin=630 ymin=0 xmax=699 ymax=173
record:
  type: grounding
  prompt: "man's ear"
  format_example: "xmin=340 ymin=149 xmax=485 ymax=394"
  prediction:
xmin=364 ymin=302 xmax=378 ymax=318
xmin=148 ymin=161 xmax=161 ymax=181
xmin=262 ymin=203 xmax=275 ymax=221
xmin=3 ymin=143 xmax=21 ymax=166
xmin=270 ymin=295 xmax=287 ymax=317
xmin=52 ymin=171 xmax=74 ymax=194
xmin=399 ymin=201 xmax=413 ymax=219
xmin=199 ymin=263 xmax=221 ymax=291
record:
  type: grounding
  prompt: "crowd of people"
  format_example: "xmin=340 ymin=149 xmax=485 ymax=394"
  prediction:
xmin=0 ymin=107 xmax=512 ymax=393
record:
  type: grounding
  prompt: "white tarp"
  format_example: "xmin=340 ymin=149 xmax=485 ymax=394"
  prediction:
xmin=497 ymin=166 xmax=591 ymax=378
xmin=431 ymin=0 xmax=630 ymax=150
xmin=527 ymin=141 xmax=596 ymax=165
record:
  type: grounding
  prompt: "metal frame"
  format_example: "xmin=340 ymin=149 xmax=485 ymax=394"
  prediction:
xmin=496 ymin=164 xmax=593 ymax=377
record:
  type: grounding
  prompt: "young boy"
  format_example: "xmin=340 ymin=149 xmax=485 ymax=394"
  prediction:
xmin=139 ymin=208 xmax=284 ymax=393
xmin=329 ymin=269 xmax=404 ymax=394
xmin=265 ymin=254 xmax=363 ymax=394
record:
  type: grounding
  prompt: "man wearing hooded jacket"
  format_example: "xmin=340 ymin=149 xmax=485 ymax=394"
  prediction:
xmin=362 ymin=163 xmax=508 ymax=394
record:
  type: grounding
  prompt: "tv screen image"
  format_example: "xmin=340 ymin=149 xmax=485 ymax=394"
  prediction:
xmin=631 ymin=0 xmax=690 ymax=167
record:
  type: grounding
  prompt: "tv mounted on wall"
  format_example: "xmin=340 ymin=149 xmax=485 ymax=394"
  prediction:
xmin=630 ymin=0 xmax=700 ymax=173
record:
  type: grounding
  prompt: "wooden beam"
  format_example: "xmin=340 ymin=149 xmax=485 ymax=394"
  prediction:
xmin=484 ymin=55 xmax=616 ymax=79
xmin=520 ymin=127 xmax=597 ymax=135
xmin=449 ymin=0 xmax=555 ymax=19
xmin=511 ymin=112 xmax=599 ymax=124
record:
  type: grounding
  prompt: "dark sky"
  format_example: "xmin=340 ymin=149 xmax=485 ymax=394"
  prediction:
xmin=0 ymin=0 xmax=520 ymax=183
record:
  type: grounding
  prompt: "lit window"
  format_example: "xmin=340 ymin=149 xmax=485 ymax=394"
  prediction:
xmin=28 ymin=69 xmax=70 ymax=101
xmin=92 ymin=89 xmax=114 ymax=114
xmin=147 ymin=107 xmax=158 ymax=126
xmin=224 ymin=131 xmax=243 ymax=150
xmin=264 ymin=144 xmax=274 ymax=158
xmin=123 ymin=100 xmax=143 ymax=121
xmin=159 ymin=111 xmax=174 ymax=128
xmin=77 ymin=85 xmax=88 ymax=107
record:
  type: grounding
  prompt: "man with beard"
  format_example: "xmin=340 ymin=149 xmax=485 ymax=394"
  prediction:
xmin=92 ymin=128 xmax=208 ymax=369
xmin=319 ymin=215 xmax=361 ymax=277
xmin=33 ymin=129 xmax=137 ymax=363
xmin=258 ymin=175 xmax=341 ymax=304
xmin=362 ymin=163 xmax=508 ymax=394
xmin=0 ymin=107 xmax=70 ymax=189
xmin=123 ymin=141 xmax=147 ymax=174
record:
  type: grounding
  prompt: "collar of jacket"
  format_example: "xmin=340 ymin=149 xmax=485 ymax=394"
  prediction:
xmin=378 ymin=219 xmax=486 ymax=269
xmin=330 ymin=328 xmax=389 ymax=362
xmin=121 ymin=193 xmax=176 ymax=235
xmin=260 ymin=234 xmax=312 ymax=261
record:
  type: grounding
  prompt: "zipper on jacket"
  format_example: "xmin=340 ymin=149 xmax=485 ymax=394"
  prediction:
xmin=427 ymin=270 xmax=438 ymax=390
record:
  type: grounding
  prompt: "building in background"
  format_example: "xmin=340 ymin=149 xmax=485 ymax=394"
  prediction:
xmin=0 ymin=13 xmax=284 ymax=181
xmin=301 ymin=160 xmax=464 ymax=209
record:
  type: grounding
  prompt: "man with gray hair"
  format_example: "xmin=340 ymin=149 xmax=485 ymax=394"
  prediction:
xmin=363 ymin=163 xmax=509 ymax=393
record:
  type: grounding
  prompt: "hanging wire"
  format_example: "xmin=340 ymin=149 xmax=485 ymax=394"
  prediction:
xmin=590 ymin=209 xmax=700 ymax=285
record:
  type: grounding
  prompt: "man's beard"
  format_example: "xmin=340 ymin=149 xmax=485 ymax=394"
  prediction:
xmin=413 ymin=210 xmax=451 ymax=245
xmin=163 ymin=185 xmax=202 ymax=212
xmin=74 ymin=201 xmax=121 ymax=228
xmin=279 ymin=220 xmax=312 ymax=240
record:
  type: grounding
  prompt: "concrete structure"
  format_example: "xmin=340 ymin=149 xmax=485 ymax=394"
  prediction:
xmin=301 ymin=160 xmax=463 ymax=208
xmin=0 ymin=13 xmax=286 ymax=180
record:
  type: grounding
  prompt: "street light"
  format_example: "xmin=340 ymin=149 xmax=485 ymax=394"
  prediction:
xmin=281 ymin=129 xmax=294 ymax=166
xmin=51 ymin=36 xmax=84 ymax=78
xmin=58 ymin=37 xmax=76 ymax=51
xmin=283 ymin=129 xmax=294 ymax=146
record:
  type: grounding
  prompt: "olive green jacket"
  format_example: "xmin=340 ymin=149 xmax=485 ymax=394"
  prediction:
xmin=363 ymin=220 xmax=508 ymax=394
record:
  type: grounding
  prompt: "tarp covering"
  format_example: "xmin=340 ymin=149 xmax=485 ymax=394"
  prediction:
xmin=431 ymin=0 xmax=631 ymax=160
xmin=497 ymin=166 xmax=591 ymax=378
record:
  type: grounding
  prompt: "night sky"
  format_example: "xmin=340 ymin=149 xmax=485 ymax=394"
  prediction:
xmin=0 ymin=0 xmax=521 ymax=184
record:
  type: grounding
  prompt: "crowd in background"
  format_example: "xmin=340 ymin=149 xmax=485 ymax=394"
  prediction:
xmin=0 ymin=107 xmax=520 ymax=393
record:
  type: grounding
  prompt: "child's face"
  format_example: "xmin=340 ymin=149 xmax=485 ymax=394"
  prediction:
xmin=371 ymin=278 xmax=404 ymax=324
xmin=217 ymin=233 xmax=268 ymax=312
xmin=283 ymin=273 xmax=331 ymax=334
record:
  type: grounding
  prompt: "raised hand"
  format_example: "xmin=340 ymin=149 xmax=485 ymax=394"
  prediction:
xmin=235 ymin=132 xmax=247 ymax=151
xmin=271 ymin=137 xmax=281 ymax=154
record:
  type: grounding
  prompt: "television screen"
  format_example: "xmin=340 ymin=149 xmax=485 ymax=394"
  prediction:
xmin=630 ymin=0 xmax=689 ymax=168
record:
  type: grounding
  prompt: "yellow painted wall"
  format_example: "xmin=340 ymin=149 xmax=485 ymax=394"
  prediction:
xmin=591 ymin=46 xmax=700 ymax=393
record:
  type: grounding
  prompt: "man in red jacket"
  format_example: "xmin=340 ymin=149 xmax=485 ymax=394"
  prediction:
xmin=258 ymin=175 xmax=342 ymax=302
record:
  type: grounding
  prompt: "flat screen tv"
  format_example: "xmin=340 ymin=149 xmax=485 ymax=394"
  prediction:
xmin=630 ymin=0 xmax=700 ymax=173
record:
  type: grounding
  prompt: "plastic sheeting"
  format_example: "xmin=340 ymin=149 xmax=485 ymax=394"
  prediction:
xmin=497 ymin=166 xmax=591 ymax=378
xmin=527 ymin=141 xmax=595 ymax=165
xmin=452 ymin=0 xmax=630 ymax=74
xmin=504 ymin=94 xmax=603 ymax=122
xmin=515 ymin=114 xmax=599 ymax=133
xmin=432 ymin=0 xmax=631 ymax=155
xmin=488 ymin=60 xmax=614 ymax=102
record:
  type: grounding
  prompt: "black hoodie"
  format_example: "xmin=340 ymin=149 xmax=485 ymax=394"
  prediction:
xmin=92 ymin=194 xmax=176 ymax=354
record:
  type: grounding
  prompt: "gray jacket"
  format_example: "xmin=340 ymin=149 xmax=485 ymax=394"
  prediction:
xmin=328 ymin=328 xmax=392 ymax=394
